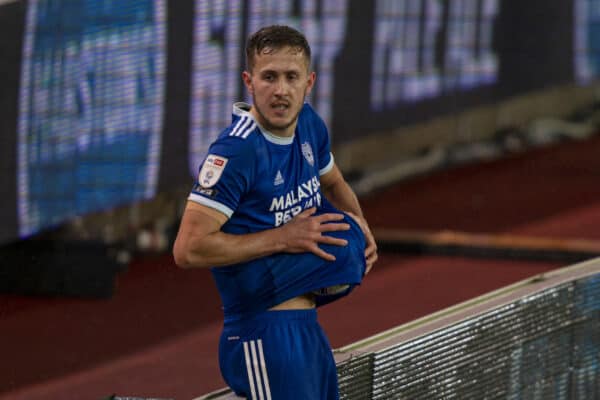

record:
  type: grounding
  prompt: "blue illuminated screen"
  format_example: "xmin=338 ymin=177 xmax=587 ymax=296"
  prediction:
xmin=11 ymin=0 xmax=600 ymax=242
xmin=371 ymin=0 xmax=499 ymax=109
xmin=17 ymin=0 xmax=167 ymax=237
xmin=575 ymin=0 xmax=600 ymax=83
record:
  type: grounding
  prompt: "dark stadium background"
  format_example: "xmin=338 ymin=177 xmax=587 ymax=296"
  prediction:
xmin=1 ymin=1 xmax=600 ymax=399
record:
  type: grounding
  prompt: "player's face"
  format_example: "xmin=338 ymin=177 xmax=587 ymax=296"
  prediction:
xmin=243 ymin=46 xmax=315 ymax=137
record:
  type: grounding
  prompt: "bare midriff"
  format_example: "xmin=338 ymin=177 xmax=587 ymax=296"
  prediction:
xmin=269 ymin=293 xmax=316 ymax=310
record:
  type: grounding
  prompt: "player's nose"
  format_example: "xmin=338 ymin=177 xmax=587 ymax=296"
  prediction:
xmin=273 ymin=77 xmax=288 ymax=95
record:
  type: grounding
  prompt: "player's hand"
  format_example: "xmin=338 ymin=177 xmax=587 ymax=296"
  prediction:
xmin=345 ymin=211 xmax=378 ymax=275
xmin=278 ymin=207 xmax=350 ymax=261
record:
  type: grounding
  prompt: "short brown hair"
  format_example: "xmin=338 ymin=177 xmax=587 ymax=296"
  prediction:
xmin=245 ymin=25 xmax=311 ymax=72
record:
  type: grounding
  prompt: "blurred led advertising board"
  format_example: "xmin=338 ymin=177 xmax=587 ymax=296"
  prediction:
xmin=189 ymin=0 xmax=349 ymax=175
xmin=188 ymin=0 xmax=500 ymax=175
xmin=575 ymin=0 xmax=600 ymax=83
xmin=16 ymin=0 xmax=167 ymax=237
xmin=1 ymin=0 xmax=600 ymax=244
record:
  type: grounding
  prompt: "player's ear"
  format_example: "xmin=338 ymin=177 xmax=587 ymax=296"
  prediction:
xmin=242 ymin=71 xmax=253 ymax=94
xmin=305 ymin=71 xmax=316 ymax=96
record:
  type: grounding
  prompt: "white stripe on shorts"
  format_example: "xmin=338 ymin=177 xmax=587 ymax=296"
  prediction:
xmin=257 ymin=339 xmax=272 ymax=400
xmin=250 ymin=341 xmax=265 ymax=399
xmin=243 ymin=340 xmax=271 ymax=400
xmin=243 ymin=341 xmax=257 ymax=400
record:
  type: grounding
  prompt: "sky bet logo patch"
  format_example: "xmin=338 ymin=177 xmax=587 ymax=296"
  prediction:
xmin=192 ymin=182 xmax=217 ymax=198
xmin=198 ymin=154 xmax=228 ymax=188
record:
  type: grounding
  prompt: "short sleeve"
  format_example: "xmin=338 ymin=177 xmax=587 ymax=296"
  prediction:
xmin=188 ymin=139 xmax=253 ymax=218
xmin=313 ymin=108 xmax=334 ymax=176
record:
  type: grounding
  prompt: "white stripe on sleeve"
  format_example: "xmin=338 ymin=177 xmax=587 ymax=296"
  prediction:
xmin=241 ymin=121 xmax=256 ymax=138
xmin=187 ymin=193 xmax=234 ymax=218
xmin=229 ymin=117 xmax=247 ymax=137
xmin=231 ymin=117 xmax=253 ymax=137
xmin=319 ymin=152 xmax=335 ymax=175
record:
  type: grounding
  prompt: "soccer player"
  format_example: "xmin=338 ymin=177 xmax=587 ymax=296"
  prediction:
xmin=173 ymin=25 xmax=377 ymax=399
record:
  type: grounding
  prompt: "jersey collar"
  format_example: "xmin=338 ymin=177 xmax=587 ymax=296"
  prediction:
xmin=232 ymin=102 xmax=294 ymax=145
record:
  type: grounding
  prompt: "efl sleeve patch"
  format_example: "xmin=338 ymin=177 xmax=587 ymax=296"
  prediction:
xmin=198 ymin=154 xmax=229 ymax=188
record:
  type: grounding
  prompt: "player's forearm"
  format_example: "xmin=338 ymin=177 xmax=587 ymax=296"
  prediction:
xmin=322 ymin=175 xmax=378 ymax=274
xmin=175 ymin=227 xmax=286 ymax=269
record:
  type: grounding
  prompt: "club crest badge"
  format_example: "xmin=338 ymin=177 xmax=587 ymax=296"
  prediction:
xmin=301 ymin=142 xmax=314 ymax=166
xmin=198 ymin=154 xmax=228 ymax=188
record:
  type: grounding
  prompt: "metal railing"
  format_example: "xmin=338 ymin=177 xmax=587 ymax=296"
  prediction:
xmin=196 ymin=257 xmax=600 ymax=399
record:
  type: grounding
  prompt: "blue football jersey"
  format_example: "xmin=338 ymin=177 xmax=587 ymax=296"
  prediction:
xmin=189 ymin=102 xmax=366 ymax=317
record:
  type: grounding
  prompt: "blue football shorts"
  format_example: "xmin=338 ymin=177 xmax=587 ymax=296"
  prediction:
xmin=218 ymin=309 xmax=339 ymax=400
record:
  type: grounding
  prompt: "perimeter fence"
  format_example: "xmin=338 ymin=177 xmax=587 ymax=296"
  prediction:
xmin=198 ymin=257 xmax=600 ymax=399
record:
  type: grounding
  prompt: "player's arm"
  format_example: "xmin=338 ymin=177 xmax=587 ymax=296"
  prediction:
xmin=320 ymin=163 xmax=378 ymax=273
xmin=173 ymin=200 xmax=350 ymax=269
